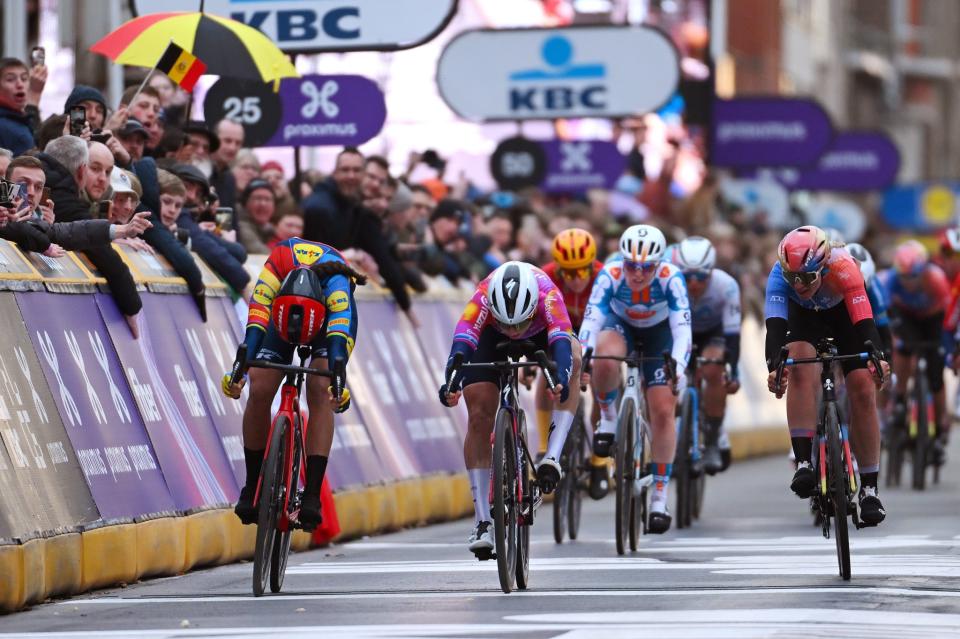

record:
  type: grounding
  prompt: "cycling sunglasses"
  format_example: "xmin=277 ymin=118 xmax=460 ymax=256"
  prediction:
xmin=559 ymin=265 xmax=593 ymax=281
xmin=782 ymin=267 xmax=823 ymax=286
xmin=623 ymin=261 xmax=659 ymax=274
xmin=683 ymin=269 xmax=711 ymax=282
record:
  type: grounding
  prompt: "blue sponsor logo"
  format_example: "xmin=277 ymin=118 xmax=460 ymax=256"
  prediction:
xmin=230 ymin=5 xmax=360 ymax=42
xmin=508 ymin=35 xmax=607 ymax=113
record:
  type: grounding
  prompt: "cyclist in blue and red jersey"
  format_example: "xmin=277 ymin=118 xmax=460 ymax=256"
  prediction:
xmin=764 ymin=226 xmax=888 ymax=526
xmin=222 ymin=237 xmax=365 ymax=530
xmin=884 ymin=240 xmax=952 ymax=465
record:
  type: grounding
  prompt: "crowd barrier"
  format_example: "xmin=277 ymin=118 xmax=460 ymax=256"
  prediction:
xmin=0 ymin=241 xmax=788 ymax=613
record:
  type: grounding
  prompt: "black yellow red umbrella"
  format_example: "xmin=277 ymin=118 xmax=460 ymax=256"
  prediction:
xmin=90 ymin=12 xmax=298 ymax=84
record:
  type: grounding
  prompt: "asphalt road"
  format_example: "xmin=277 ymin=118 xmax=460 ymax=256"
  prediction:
xmin=4 ymin=440 xmax=960 ymax=639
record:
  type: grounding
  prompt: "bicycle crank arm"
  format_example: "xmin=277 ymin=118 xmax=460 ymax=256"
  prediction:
xmin=633 ymin=475 xmax=654 ymax=493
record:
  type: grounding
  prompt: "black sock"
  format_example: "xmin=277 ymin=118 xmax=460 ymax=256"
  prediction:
xmin=243 ymin=447 xmax=264 ymax=490
xmin=860 ymin=471 xmax=879 ymax=491
xmin=791 ymin=437 xmax=813 ymax=464
xmin=305 ymin=455 xmax=329 ymax=498
xmin=704 ymin=416 xmax=723 ymax=445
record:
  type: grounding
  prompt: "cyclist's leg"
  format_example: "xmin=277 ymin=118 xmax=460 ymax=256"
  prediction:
xmin=891 ymin=318 xmax=918 ymax=426
xmin=698 ymin=335 xmax=728 ymax=473
xmin=783 ymin=303 xmax=825 ymax=497
xmin=540 ymin=339 xmax=583 ymax=491
xmin=639 ymin=320 xmax=677 ymax=529
xmin=533 ymin=373 xmax=551 ymax=456
xmin=591 ymin=315 xmax=630 ymax=456
xmin=926 ymin=318 xmax=949 ymax=463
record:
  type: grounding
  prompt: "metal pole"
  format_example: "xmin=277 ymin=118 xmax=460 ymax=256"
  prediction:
xmin=2 ymin=0 xmax=28 ymax=60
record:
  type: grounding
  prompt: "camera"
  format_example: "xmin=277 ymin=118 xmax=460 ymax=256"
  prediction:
xmin=30 ymin=47 xmax=44 ymax=67
xmin=69 ymin=106 xmax=86 ymax=137
xmin=214 ymin=207 xmax=233 ymax=232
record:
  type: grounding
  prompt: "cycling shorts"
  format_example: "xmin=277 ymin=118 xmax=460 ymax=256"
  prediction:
xmin=786 ymin=301 xmax=868 ymax=376
xmin=600 ymin=314 xmax=673 ymax=387
xmin=893 ymin=312 xmax=945 ymax=393
xmin=693 ymin=324 xmax=726 ymax=354
xmin=461 ymin=326 xmax=550 ymax=388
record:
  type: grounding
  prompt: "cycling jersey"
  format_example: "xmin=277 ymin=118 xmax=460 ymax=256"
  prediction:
xmin=579 ymin=257 xmax=692 ymax=377
xmin=245 ymin=237 xmax=357 ymax=365
xmin=542 ymin=260 xmax=604 ymax=331
xmin=447 ymin=266 xmax=574 ymax=395
xmin=883 ymin=264 xmax=950 ymax=319
xmin=688 ymin=268 xmax=742 ymax=374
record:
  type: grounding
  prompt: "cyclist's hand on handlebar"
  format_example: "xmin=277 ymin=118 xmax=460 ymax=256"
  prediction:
xmin=867 ymin=359 xmax=890 ymax=388
xmin=221 ymin=372 xmax=245 ymax=399
xmin=438 ymin=383 xmax=461 ymax=407
xmin=768 ymin=367 xmax=789 ymax=397
xmin=328 ymin=386 xmax=351 ymax=413
xmin=546 ymin=383 xmax=564 ymax=402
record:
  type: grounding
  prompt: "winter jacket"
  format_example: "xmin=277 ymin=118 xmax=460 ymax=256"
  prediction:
xmin=0 ymin=105 xmax=37 ymax=155
xmin=176 ymin=209 xmax=250 ymax=293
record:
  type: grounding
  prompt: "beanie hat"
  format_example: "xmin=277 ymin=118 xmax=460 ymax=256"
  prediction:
xmin=64 ymin=85 xmax=107 ymax=115
xmin=242 ymin=178 xmax=274 ymax=205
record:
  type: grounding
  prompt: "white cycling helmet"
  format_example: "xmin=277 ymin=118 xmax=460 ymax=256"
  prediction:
xmin=673 ymin=236 xmax=716 ymax=273
xmin=619 ymin=224 xmax=667 ymax=264
xmin=845 ymin=242 xmax=876 ymax=282
xmin=487 ymin=261 xmax=538 ymax=329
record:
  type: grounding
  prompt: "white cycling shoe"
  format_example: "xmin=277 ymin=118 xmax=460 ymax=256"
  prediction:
xmin=468 ymin=520 xmax=494 ymax=554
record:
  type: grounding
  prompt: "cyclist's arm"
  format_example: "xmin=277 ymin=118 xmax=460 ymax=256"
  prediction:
xmin=322 ymin=272 xmax=356 ymax=367
xmin=577 ymin=267 xmax=614 ymax=350
xmin=764 ymin=264 xmax=790 ymax=371
xmin=840 ymin=262 xmax=884 ymax=357
xmin=926 ymin=267 xmax=951 ymax=315
xmin=243 ymin=245 xmax=289 ymax=358
xmin=665 ymin=272 xmax=692 ymax=377
xmin=444 ymin=288 xmax=490 ymax=380
xmin=866 ymin=278 xmax=893 ymax=356
xmin=722 ymin=273 xmax=743 ymax=377
xmin=542 ymin=285 xmax=575 ymax=397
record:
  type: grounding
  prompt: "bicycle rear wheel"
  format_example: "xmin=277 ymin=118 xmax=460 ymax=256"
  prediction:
xmin=692 ymin=411 xmax=706 ymax=520
xmin=270 ymin=416 xmax=299 ymax=593
xmin=493 ymin=408 xmax=518 ymax=593
xmin=825 ymin=403 xmax=851 ymax=580
xmin=674 ymin=390 xmax=693 ymax=529
xmin=253 ymin=416 xmax=287 ymax=597
xmin=615 ymin=399 xmax=636 ymax=556
xmin=912 ymin=371 xmax=929 ymax=491
xmin=567 ymin=408 xmax=585 ymax=541
xmin=515 ymin=412 xmax=531 ymax=590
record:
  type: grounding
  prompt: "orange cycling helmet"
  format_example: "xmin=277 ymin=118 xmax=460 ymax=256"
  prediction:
xmin=551 ymin=228 xmax=597 ymax=269
xmin=271 ymin=268 xmax=327 ymax=345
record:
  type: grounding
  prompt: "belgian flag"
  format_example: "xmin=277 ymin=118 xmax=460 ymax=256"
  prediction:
xmin=155 ymin=42 xmax=206 ymax=92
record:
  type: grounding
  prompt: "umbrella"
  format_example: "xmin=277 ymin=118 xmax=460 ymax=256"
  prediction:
xmin=90 ymin=12 xmax=298 ymax=84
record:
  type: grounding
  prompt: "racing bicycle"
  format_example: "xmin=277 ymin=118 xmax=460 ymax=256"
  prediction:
xmin=229 ymin=343 xmax=346 ymax=597
xmin=886 ymin=339 xmax=942 ymax=490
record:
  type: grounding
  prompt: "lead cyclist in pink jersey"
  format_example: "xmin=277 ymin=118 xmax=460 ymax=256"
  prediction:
xmin=438 ymin=261 xmax=581 ymax=556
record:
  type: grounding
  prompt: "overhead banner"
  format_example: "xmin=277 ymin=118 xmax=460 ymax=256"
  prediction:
xmin=15 ymin=292 xmax=177 ymax=521
xmin=742 ymin=131 xmax=900 ymax=192
xmin=0 ymin=292 xmax=98 ymax=540
xmin=131 ymin=0 xmax=458 ymax=53
xmin=542 ymin=140 xmax=625 ymax=193
xmin=438 ymin=27 xmax=679 ymax=121
xmin=98 ymin=294 xmax=237 ymax=511
xmin=882 ymin=183 xmax=960 ymax=231
xmin=711 ymin=97 xmax=834 ymax=167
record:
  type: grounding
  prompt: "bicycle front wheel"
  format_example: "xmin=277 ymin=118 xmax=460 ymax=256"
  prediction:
xmin=825 ymin=403 xmax=851 ymax=580
xmin=567 ymin=407 xmax=586 ymax=541
xmin=515 ymin=412 xmax=531 ymax=590
xmin=615 ymin=399 xmax=636 ymax=556
xmin=270 ymin=416 xmax=299 ymax=593
xmin=912 ymin=370 xmax=930 ymax=491
xmin=674 ymin=389 xmax=693 ymax=529
xmin=253 ymin=416 xmax=287 ymax=597
xmin=493 ymin=408 xmax=518 ymax=593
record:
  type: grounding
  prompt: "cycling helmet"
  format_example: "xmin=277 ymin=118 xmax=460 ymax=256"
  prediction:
xmin=673 ymin=236 xmax=717 ymax=273
xmin=272 ymin=268 xmax=327 ymax=345
xmin=619 ymin=224 xmax=666 ymax=264
xmin=939 ymin=227 xmax=960 ymax=254
xmin=893 ymin=240 xmax=929 ymax=276
xmin=487 ymin=261 xmax=538 ymax=330
xmin=777 ymin=225 xmax=831 ymax=274
xmin=551 ymin=228 xmax=597 ymax=269
xmin=845 ymin=242 xmax=876 ymax=282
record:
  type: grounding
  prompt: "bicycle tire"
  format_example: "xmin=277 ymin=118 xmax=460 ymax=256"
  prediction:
xmin=912 ymin=368 xmax=929 ymax=491
xmin=631 ymin=409 xmax=651 ymax=551
xmin=567 ymin=408 xmax=585 ymax=541
xmin=270 ymin=416 xmax=299 ymax=593
xmin=674 ymin=389 xmax=693 ymax=529
xmin=552 ymin=428 xmax=568 ymax=545
xmin=615 ymin=399 xmax=636 ymax=556
xmin=825 ymin=403 xmax=851 ymax=580
xmin=692 ymin=409 xmax=706 ymax=520
xmin=516 ymin=412 xmax=531 ymax=590
xmin=493 ymin=408 xmax=518 ymax=593
xmin=885 ymin=419 xmax=903 ymax=488
xmin=253 ymin=416 xmax=286 ymax=597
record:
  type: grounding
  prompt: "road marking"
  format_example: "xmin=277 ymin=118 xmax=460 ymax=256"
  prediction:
xmin=55 ymin=585 xmax=960 ymax=606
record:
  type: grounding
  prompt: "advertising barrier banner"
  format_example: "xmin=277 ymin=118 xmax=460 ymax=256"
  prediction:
xmin=98 ymin=293 xmax=237 ymax=510
xmin=15 ymin=292 xmax=177 ymax=521
xmin=711 ymin=97 xmax=834 ymax=167
xmin=0 ymin=293 xmax=98 ymax=540
xmin=542 ymin=140 xmax=625 ymax=193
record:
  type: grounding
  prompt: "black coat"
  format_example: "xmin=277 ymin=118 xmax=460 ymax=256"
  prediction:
xmin=302 ymin=178 xmax=411 ymax=311
xmin=37 ymin=152 xmax=142 ymax=316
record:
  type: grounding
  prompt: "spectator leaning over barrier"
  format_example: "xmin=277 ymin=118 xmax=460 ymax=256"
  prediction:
xmin=236 ymin=178 xmax=275 ymax=254
xmin=211 ymin=119 xmax=242 ymax=211
xmin=268 ymin=210 xmax=304 ymax=248
xmin=2 ymin=155 xmax=151 ymax=256
xmin=38 ymin=135 xmax=143 ymax=336
xmin=107 ymin=167 xmax=155 ymax=254
xmin=418 ymin=199 xmax=476 ymax=286
xmin=0 ymin=57 xmax=45 ymax=155
xmin=261 ymin=160 xmax=297 ymax=217
xmin=302 ymin=147 xmax=415 ymax=323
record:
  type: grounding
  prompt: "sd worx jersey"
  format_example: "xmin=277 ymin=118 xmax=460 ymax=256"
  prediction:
xmin=245 ymin=237 xmax=357 ymax=364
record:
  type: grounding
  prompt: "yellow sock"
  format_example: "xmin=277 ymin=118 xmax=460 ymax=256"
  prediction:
xmin=536 ymin=410 xmax=551 ymax=455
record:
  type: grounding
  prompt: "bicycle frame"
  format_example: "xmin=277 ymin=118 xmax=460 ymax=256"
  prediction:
xmin=813 ymin=359 xmax=858 ymax=498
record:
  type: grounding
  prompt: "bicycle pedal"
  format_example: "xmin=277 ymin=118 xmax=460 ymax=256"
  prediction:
xmin=473 ymin=549 xmax=495 ymax=561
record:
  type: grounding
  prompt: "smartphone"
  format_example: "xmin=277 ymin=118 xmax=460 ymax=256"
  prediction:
xmin=69 ymin=106 xmax=86 ymax=136
xmin=90 ymin=131 xmax=112 ymax=144
xmin=30 ymin=46 xmax=45 ymax=67
xmin=214 ymin=207 xmax=233 ymax=231
xmin=98 ymin=200 xmax=111 ymax=217
xmin=41 ymin=186 xmax=51 ymax=204
xmin=14 ymin=183 xmax=29 ymax=211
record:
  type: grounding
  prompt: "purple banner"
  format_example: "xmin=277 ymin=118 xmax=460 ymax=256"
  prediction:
xmin=353 ymin=300 xmax=464 ymax=475
xmin=264 ymin=75 xmax=387 ymax=148
xmin=15 ymin=292 xmax=176 ymax=520
xmin=712 ymin=97 xmax=834 ymax=167
xmin=542 ymin=140 xmax=626 ymax=193
xmin=413 ymin=300 xmax=469 ymax=436
xmin=98 ymin=293 xmax=237 ymax=511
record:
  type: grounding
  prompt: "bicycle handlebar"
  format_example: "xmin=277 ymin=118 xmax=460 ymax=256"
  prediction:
xmin=229 ymin=344 xmax=248 ymax=387
xmin=773 ymin=340 xmax=885 ymax=397
xmin=451 ymin=350 xmax=559 ymax=394
xmin=580 ymin=346 xmax=594 ymax=391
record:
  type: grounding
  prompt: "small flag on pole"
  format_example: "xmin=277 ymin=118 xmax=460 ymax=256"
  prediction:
xmin=155 ymin=42 xmax=206 ymax=92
